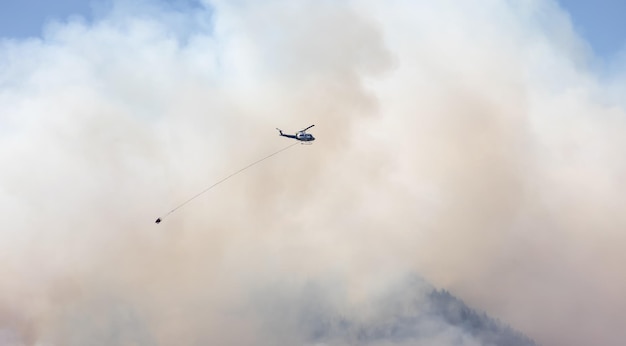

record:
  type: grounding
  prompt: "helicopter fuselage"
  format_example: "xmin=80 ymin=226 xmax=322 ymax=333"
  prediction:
xmin=277 ymin=126 xmax=315 ymax=142
xmin=295 ymin=131 xmax=315 ymax=141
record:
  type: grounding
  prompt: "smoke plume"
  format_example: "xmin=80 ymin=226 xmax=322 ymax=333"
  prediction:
xmin=1 ymin=0 xmax=625 ymax=345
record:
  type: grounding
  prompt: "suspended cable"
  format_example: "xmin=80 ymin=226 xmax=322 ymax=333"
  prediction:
xmin=155 ymin=142 xmax=299 ymax=224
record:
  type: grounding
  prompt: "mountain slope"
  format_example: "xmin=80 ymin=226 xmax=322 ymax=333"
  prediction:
xmin=258 ymin=275 xmax=537 ymax=346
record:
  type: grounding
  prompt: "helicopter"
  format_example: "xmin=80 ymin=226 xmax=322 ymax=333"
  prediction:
xmin=276 ymin=125 xmax=315 ymax=142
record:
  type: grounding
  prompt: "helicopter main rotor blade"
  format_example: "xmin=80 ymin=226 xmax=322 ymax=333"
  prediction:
xmin=301 ymin=124 xmax=315 ymax=132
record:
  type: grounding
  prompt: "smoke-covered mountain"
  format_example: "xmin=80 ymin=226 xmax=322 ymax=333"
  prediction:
xmin=0 ymin=273 xmax=537 ymax=346
xmin=253 ymin=275 xmax=536 ymax=346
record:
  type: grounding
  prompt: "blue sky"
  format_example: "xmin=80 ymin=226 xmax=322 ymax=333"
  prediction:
xmin=0 ymin=0 xmax=97 ymax=37
xmin=0 ymin=0 xmax=625 ymax=59
xmin=558 ymin=0 xmax=626 ymax=58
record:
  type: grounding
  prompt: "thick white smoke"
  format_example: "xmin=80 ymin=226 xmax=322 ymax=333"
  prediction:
xmin=1 ymin=0 xmax=625 ymax=345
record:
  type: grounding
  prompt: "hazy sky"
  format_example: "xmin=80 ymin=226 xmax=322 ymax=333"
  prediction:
xmin=1 ymin=1 xmax=626 ymax=346
xmin=1 ymin=0 xmax=625 ymax=58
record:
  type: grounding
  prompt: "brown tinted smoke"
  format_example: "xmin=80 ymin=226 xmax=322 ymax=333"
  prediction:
xmin=0 ymin=0 xmax=625 ymax=345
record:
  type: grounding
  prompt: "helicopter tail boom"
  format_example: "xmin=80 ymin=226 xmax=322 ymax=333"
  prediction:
xmin=276 ymin=128 xmax=297 ymax=139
